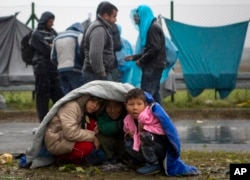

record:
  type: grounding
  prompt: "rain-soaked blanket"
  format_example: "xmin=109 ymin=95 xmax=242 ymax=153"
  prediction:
xmin=25 ymin=80 xmax=198 ymax=176
xmin=145 ymin=92 xmax=198 ymax=176
xmin=25 ymin=80 xmax=134 ymax=168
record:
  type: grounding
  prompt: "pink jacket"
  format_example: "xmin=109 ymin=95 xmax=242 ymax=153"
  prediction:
xmin=123 ymin=106 xmax=165 ymax=151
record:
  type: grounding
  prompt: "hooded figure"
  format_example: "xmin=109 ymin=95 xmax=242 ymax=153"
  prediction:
xmin=30 ymin=11 xmax=64 ymax=122
xmin=125 ymin=5 xmax=166 ymax=104
xmin=51 ymin=22 xmax=85 ymax=95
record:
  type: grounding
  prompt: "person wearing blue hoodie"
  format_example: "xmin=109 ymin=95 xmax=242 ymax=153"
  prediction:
xmin=125 ymin=5 xmax=167 ymax=104
xmin=30 ymin=11 xmax=64 ymax=122
xmin=51 ymin=22 xmax=84 ymax=95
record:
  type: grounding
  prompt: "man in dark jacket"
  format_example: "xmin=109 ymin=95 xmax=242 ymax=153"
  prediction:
xmin=82 ymin=1 xmax=118 ymax=84
xmin=31 ymin=11 xmax=64 ymax=122
xmin=125 ymin=5 xmax=167 ymax=104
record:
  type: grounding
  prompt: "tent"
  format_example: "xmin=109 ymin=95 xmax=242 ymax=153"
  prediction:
xmin=0 ymin=15 xmax=34 ymax=87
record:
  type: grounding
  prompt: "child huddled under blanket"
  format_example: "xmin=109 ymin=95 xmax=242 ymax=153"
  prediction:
xmin=44 ymin=95 xmax=104 ymax=165
xmin=24 ymin=80 xmax=134 ymax=169
xmin=123 ymin=88 xmax=199 ymax=176
xmin=22 ymin=81 xmax=198 ymax=176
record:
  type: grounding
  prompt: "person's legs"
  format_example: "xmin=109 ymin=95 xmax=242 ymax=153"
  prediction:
xmin=59 ymin=71 xmax=84 ymax=95
xmin=55 ymin=141 xmax=94 ymax=165
xmin=50 ymin=71 xmax=64 ymax=104
xmin=136 ymin=131 xmax=167 ymax=175
xmin=82 ymin=71 xmax=112 ymax=85
xmin=58 ymin=72 xmax=71 ymax=95
xmin=124 ymin=137 xmax=145 ymax=164
xmin=96 ymin=133 xmax=115 ymax=160
xmin=66 ymin=71 xmax=84 ymax=90
xmin=141 ymin=68 xmax=163 ymax=104
xmin=35 ymin=74 xmax=51 ymax=122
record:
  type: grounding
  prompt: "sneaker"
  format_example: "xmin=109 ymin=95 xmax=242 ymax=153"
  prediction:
xmin=84 ymin=149 xmax=106 ymax=166
xmin=102 ymin=157 xmax=117 ymax=165
xmin=136 ymin=163 xmax=161 ymax=175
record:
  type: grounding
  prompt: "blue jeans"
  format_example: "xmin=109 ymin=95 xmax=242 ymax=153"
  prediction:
xmin=141 ymin=67 xmax=163 ymax=104
xmin=59 ymin=71 xmax=84 ymax=95
xmin=82 ymin=70 xmax=112 ymax=84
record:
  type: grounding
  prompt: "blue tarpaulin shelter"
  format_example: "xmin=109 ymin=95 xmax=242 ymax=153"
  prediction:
xmin=164 ymin=18 xmax=249 ymax=99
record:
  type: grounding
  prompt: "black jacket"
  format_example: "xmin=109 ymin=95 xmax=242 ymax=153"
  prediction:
xmin=134 ymin=19 xmax=167 ymax=69
xmin=31 ymin=12 xmax=58 ymax=75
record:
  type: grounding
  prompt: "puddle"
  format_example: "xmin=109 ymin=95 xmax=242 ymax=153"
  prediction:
xmin=175 ymin=119 xmax=250 ymax=144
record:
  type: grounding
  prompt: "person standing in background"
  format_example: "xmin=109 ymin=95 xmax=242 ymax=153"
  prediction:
xmin=30 ymin=11 xmax=64 ymax=122
xmin=82 ymin=1 xmax=118 ymax=84
xmin=51 ymin=22 xmax=84 ymax=95
xmin=114 ymin=24 xmax=134 ymax=83
xmin=125 ymin=5 xmax=167 ymax=104
xmin=95 ymin=2 xmax=122 ymax=82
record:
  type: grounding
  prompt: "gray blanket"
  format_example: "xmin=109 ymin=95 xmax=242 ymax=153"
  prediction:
xmin=25 ymin=80 xmax=134 ymax=168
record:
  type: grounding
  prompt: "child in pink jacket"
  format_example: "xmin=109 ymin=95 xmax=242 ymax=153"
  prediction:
xmin=123 ymin=88 xmax=169 ymax=175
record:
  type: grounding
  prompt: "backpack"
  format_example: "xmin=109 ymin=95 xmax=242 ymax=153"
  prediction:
xmin=21 ymin=31 xmax=35 ymax=66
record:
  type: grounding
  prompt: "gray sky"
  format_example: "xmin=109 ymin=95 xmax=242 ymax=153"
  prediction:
xmin=1 ymin=0 xmax=250 ymax=46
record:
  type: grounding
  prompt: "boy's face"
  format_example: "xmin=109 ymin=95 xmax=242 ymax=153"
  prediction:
xmin=126 ymin=98 xmax=146 ymax=119
xmin=85 ymin=99 xmax=101 ymax=114
xmin=103 ymin=10 xmax=117 ymax=25
xmin=46 ymin=19 xmax=54 ymax=30
xmin=133 ymin=13 xmax=140 ymax=25
xmin=106 ymin=101 xmax=123 ymax=120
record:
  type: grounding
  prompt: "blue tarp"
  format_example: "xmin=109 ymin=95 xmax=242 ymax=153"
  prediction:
xmin=164 ymin=18 xmax=249 ymax=99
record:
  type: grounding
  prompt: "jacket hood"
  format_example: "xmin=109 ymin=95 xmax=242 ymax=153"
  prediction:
xmin=38 ymin=11 xmax=55 ymax=30
xmin=66 ymin=22 xmax=83 ymax=33
xmin=131 ymin=5 xmax=155 ymax=48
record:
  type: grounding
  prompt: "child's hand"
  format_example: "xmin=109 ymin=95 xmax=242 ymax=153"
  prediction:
xmin=94 ymin=125 xmax=99 ymax=134
xmin=93 ymin=136 xmax=100 ymax=150
xmin=128 ymin=131 xmax=134 ymax=138
xmin=138 ymin=123 xmax=144 ymax=131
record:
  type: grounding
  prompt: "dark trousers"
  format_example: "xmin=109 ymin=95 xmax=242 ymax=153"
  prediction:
xmin=82 ymin=70 xmax=112 ymax=84
xmin=35 ymin=72 xmax=64 ymax=122
xmin=96 ymin=133 xmax=125 ymax=160
xmin=124 ymin=131 xmax=168 ymax=165
xmin=141 ymin=67 xmax=163 ymax=104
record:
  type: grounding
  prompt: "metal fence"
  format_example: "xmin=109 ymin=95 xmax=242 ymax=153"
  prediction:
xmin=0 ymin=2 xmax=249 ymax=104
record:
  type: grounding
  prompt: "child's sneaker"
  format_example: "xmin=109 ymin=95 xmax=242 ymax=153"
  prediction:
xmin=84 ymin=149 xmax=106 ymax=166
xmin=136 ymin=163 xmax=161 ymax=175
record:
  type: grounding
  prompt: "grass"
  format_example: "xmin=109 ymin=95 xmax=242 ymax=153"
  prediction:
xmin=1 ymin=89 xmax=250 ymax=111
xmin=162 ymin=89 xmax=250 ymax=109
xmin=1 ymin=151 xmax=250 ymax=179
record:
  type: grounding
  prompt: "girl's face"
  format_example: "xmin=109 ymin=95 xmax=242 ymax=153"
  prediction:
xmin=125 ymin=98 xmax=146 ymax=119
xmin=105 ymin=101 xmax=124 ymax=120
xmin=85 ymin=98 xmax=101 ymax=114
